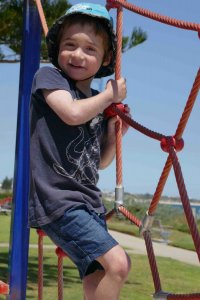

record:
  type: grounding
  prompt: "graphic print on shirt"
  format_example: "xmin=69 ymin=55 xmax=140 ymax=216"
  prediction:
xmin=53 ymin=116 xmax=103 ymax=185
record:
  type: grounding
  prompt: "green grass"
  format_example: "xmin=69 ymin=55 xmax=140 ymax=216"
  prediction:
xmin=0 ymin=214 xmax=11 ymax=244
xmin=26 ymin=248 xmax=83 ymax=299
xmin=1 ymin=246 xmax=200 ymax=300
xmin=107 ymin=217 xmax=139 ymax=237
xmin=1 ymin=211 xmax=200 ymax=299
xmin=0 ymin=214 xmax=54 ymax=246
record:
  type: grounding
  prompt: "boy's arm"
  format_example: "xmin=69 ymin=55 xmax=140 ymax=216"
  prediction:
xmin=43 ymin=78 xmax=126 ymax=126
xmin=99 ymin=128 xmax=116 ymax=170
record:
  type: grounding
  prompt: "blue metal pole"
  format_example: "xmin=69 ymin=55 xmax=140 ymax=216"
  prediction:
xmin=7 ymin=1 xmax=41 ymax=299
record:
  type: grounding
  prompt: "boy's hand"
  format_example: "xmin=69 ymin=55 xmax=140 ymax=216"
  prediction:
xmin=105 ymin=78 xmax=127 ymax=103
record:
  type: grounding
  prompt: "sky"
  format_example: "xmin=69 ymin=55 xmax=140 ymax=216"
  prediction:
xmin=0 ymin=0 xmax=200 ymax=199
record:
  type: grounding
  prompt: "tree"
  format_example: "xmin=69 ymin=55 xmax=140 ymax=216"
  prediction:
xmin=0 ymin=0 xmax=70 ymax=61
xmin=122 ymin=28 xmax=147 ymax=53
xmin=1 ymin=176 xmax=13 ymax=190
xmin=0 ymin=0 xmax=147 ymax=62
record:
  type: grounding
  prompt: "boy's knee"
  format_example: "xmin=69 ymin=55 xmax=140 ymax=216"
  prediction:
xmin=109 ymin=252 xmax=131 ymax=282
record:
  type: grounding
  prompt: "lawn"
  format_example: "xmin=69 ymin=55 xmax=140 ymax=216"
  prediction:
xmin=1 ymin=246 xmax=200 ymax=300
xmin=1 ymin=214 xmax=200 ymax=299
xmin=26 ymin=250 xmax=200 ymax=299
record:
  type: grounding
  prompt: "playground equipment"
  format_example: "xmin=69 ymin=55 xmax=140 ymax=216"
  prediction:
xmin=3 ymin=0 xmax=200 ymax=299
xmin=0 ymin=281 xmax=9 ymax=295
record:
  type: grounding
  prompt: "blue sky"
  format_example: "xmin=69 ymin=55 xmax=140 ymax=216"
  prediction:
xmin=0 ymin=0 xmax=200 ymax=199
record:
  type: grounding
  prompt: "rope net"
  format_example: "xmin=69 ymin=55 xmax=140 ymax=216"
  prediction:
xmin=107 ymin=1 xmax=200 ymax=299
xmin=36 ymin=229 xmax=68 ymax=300
xmin=34 ymin=0 xmax=200 ymax=299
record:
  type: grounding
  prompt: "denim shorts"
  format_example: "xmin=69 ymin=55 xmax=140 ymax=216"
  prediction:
xmin=41 ymin=205 xmax=118 ymax=279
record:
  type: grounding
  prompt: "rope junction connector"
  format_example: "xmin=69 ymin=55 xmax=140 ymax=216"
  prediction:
xmin=104 ymin=103 xmax=126 ymax=119
xmin=115 ymin=186 xmax=124 ymax=210
xmin=153 ymin=291 xmax=170 ymax=300
xmin=160 ymin=136 xmax=184 ymax=153
xmin=139 ymin=211 xmax=154 ymax=236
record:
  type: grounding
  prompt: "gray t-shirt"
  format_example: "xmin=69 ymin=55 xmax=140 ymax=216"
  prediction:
xmin=29 ymin=66 xmax=106 ymax=227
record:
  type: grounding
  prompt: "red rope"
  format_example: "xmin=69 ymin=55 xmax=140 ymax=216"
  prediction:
xmin=115 ymin=4 xmax=124 ymax=187
xmin=149 ymin=156 xmax=172 ymax=215
xmin=108 ymin=0 xmax=200 ymax=32
xmin=115 ymin=119 xmax=123 ymax=186
xmin=108 ymin=2 xmax=200 ymax=299
xmin=57 ymin=255 xmax=63 ymax=300
xmin=148 ymin=68 xmax=200 ymax=214
xmin=169 ymin=144 xmax=200 ymax=261
xmin=118 ymin=206 xmax=141 ymax=227
xmin=56 ymin=247 xmax=68 ymax=300
xmin=143 ymin=231 xmax=162 ymax=293
xmin=37 ymin=230 xmax=46 ymax=300
xmin=175 ymin=68 xmax=200 ymax=139
xmin=34 ymin=0 xmax=48 ymax=36
xmin=113 ymin=105 xmax=165 ymax=141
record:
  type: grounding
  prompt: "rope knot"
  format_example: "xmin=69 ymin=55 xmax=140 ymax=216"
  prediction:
xmin=104 ymin=103 xmax=126 ymax=118
xmin=160 ymin=136 xmax=184 ymax=153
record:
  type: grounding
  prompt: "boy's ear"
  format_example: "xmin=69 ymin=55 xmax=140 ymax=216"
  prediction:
xmin=102 ymin=51 xmax=112 ymax=66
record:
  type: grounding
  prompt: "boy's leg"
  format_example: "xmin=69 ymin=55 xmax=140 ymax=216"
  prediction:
xmin=83 ymin=245 xmax=131 ymax=300
xmin=41 ymin=207 xmax=130 ymax=300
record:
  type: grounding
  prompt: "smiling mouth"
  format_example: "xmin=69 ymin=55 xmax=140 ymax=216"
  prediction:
xmin=69 ymin=63 xmax=84 ymax=69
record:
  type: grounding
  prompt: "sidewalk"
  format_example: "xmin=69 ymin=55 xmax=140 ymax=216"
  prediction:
xmin=1 ymin=230 xmax=199 ymax=266
xmin=109 ymin=230 xmax=199 ymax=266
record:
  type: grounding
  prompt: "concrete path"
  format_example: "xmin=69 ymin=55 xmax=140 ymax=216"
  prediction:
xmin=109 ymin=230 xmax=199 ymax=266
xmin=1 ymin=230 xmax=199 ymax=266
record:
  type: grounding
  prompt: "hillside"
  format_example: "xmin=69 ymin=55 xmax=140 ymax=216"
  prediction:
xmin=103 ymin=191 xmax=200 ymax=206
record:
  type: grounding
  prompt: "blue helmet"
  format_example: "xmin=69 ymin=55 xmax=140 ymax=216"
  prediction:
xmin=46 ymin=3 xmax=116 ymax=78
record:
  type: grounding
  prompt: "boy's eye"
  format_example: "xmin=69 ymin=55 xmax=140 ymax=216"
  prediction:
xmin=86 ymin=47 xmax=96 ymax=52
xmin=64 ymin=42 xmax=76 ymax=49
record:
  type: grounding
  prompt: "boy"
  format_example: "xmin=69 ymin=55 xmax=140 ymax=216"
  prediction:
xmin=29 ymin=3 xmax=131 ymax=299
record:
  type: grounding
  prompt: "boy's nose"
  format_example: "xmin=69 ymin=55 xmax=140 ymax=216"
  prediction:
xmin=71 ymin=48 xmax=84 ymax=60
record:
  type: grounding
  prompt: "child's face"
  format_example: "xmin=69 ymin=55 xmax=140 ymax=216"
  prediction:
xmin=58 ymin=23 xmax=110 ymax=82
